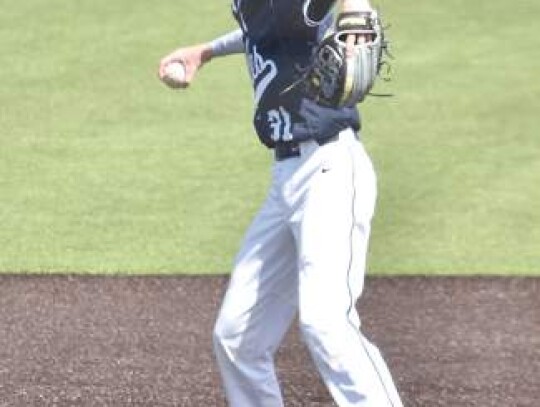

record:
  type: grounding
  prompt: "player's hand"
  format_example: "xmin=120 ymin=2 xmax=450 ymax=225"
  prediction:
xmin=158 ymin=44 xmax=212 ymax=89
xmin=344 ymin=33 xmax=370 ymax=57
xmin=340 ymin=0 xmax=374 ymax=57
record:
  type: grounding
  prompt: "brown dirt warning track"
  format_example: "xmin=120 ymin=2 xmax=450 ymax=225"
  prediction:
xmin=0 ymin=275 xmax=538 ymax=406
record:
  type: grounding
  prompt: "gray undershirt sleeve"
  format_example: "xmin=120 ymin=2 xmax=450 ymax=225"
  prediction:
xmin=210 ymin=29 xmax=244 ymax=57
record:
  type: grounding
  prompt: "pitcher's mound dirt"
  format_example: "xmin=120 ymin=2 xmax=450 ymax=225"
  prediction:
xmin=0 ymin=276 xmax=538 ymax=406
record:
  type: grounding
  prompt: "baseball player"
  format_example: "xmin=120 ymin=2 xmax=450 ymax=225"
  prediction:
xmin=159 ymin=0 xmax=403 ymax=405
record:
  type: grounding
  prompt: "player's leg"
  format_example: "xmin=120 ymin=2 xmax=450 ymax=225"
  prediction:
xmin=213 ymin=179 xmax=298 ymax=407
xmin=292 ymin=130 xmax=403 ymax=406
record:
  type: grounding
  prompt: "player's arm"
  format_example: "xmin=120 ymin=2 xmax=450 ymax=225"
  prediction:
xmin=340 ymin=0 xmax=373 ymax=12
xmin=158 ymin=29 xmax=244 ymax=89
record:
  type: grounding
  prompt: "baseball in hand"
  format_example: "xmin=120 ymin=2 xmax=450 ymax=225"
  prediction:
xmin=163 ymin=61 xmax=187 ymax=86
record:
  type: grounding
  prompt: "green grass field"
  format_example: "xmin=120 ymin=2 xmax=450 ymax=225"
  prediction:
xmin=1 ymin=0 xmax=539 ymax=274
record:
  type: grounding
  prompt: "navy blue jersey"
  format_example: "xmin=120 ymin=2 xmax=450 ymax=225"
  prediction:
xmin=232 ymin=0 xmax=360 ymax=148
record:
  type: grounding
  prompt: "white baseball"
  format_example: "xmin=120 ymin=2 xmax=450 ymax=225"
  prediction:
xmin=164 ymin=61 xmax=186 ymax=84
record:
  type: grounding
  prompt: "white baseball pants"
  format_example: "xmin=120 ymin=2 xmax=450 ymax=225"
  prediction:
xmin=213 ymin=128 xmax=403 ymax=407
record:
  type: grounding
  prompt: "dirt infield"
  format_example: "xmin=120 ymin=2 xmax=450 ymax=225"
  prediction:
xmin=0 ymin=276 xmax=538 ymax=406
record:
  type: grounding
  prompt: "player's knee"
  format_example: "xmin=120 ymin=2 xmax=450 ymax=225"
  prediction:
xmin=212 ymin=313 xmax=235 ymax=350
xmin=214 ymin=315 xmax=272 ymax=368
xmin=213 ymin=313 xmax=249 ymax=358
